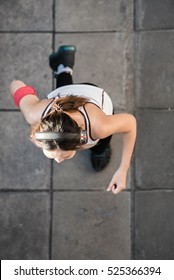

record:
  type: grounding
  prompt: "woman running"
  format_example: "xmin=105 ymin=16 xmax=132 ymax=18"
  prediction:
xmin=10 ymin=45 xmax=136 ymax=195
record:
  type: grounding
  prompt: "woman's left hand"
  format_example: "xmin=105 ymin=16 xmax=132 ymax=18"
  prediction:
xmin=107 ymin=167 xmax=127 ymax=195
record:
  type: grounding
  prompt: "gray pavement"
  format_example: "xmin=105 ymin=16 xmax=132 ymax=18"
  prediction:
xmin=0 ymin=0 xmax=173 ymax=260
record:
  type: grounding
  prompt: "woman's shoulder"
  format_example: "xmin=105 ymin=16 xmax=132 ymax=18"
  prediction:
xmin=29 ymin=98 xmax=54 ymax=125
xmin=84 ymin=103 xmax=109 ymax=139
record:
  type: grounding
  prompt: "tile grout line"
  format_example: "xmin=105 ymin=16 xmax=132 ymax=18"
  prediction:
xmin=131 ymin=3 xmax=136 ymax=259
xmin=1 ymin=28 xmax=174 ymax=34
xmin=49 ymin=160 xmax=54 ymax=260
xmin=1 ymin=107 xmax=174 ymax=113
xmin=0 ymin=30 xmax=126 ymax=34
xmin=0 ymin=188 xmax=173 ymax=193
xmin=48 ymin=0 xmax=56 ymax=260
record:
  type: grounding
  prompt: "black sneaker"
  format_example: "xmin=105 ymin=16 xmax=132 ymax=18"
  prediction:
xmin=49 ymin=45 xmax=76 ymax=71
xmin=91 ymin=145 xmax=112 ymax=172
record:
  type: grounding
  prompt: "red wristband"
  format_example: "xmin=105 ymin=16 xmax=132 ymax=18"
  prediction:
xmin=13 ymin=86 xmax=37 ymax=108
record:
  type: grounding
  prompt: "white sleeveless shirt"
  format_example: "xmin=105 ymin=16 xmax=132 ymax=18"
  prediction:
xmin=42 ymin=84 xmax=113 ymax=148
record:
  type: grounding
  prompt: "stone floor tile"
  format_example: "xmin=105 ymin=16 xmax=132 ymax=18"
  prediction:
xmin=55 ymin=33 xmax=134 ymax=111
xmin=55 ymin=0 xmax=133 ymax=32
xmin=0 ymin=112 xmax=50 ymax=190
xmin=52 ymin=135 xmax=131 ymax=191
xmin=135 ymin=191 xmax=174 ymax=259
xmin=0 ymin=0 xmax=52 ymax=31
xmin=135 ymin=31 xmax=174 ymax=108
xmin=135 ymin=0 xmax=174 ymax=30
xmin=0 ymin=33 xmax=52 ymax=109
xmin=52 ymin=191 xmax=131 ymax=259
xmin=0 ymin=192 xmax=50 ymax=259
xmin=135 ymin=110 xmax=174 ymax=189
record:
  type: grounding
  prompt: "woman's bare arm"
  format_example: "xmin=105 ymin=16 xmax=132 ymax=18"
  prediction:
xmin=91 ymin=109 xmax=137 ymax=195
xmin=10 ymin=80 xmax=51 ymax=125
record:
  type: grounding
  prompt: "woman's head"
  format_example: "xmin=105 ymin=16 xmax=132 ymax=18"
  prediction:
xmin=30 ymin=95 xmax=89 ymax=151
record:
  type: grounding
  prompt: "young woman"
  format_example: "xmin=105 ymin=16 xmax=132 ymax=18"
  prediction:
xmin=10 ymin=45 xmax=136 ymax=195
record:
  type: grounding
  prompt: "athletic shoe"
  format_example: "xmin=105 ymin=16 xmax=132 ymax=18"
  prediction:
xmin=49 ymin=45 xmax=76 ymax=71
xmin=91 ymin=145 xmax=112 ymax=172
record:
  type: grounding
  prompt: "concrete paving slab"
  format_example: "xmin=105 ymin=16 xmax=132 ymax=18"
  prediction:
xmin=2 ymin=0 xmax=172 ymax=261
xmin=135 ymin=31 xmax=174 ymax=108
xmin=0 ymin=192 xmax=50 ymax=259
xmin=0 ymin=112 xmax=50 ymax=190
xmin=0 ymin=0 xmax=52 ymax=31
xmin=135 ymin=0 xmax=174 ymax=30
xmin=52 ymin=191 xmax=131 ymax=259
xmin=55 ymin=0 xmax=133 ymax=32
xmin=135 ymin=191 xmax=174 ymax=259
xmin=0 ymin=33 xmax=52 ymax=109
xmin=135 ymin=110 xmax=174 ymax=189
xmin=52 ymin=135 xmax=131 ymax=191
xmin=55 ymin=32 xmax=134 ymax=111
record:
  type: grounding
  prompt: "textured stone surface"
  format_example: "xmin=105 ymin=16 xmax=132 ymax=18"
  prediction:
xmin=2 ymin=0 xmax=174 ymax=261
xmin=135 ymin=191 xmax=174 ymax=260
xmin=53 ymin=135 xmax=131 ymax=190
xmin=0 ymin=33 xmax=52 ymax=109
xmin=0 ymin=0 xmax=52 ymax=31
xmin=135 ymin=31 xmax=174 ymax=108
xmin=135 ymin=110 xmax=174 ymax=189
xmin=52 ymin=191 xmax=131 ymax=259
xmin=55 ymin=33 xmax=134 ymax=111
xmin=135 ymin=0 xmax=174 ymax=30
xmin=55 ymin=0 xmax=133 ymax=32
xmin=0 ymin=112 xmax=50 ymax=190
xmin=0 ymin=192 xmax=50 ymax=259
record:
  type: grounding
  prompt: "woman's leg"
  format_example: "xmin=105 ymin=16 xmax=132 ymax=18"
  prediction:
xmin=90 ymin=135 xmax=112 ymax=154
xmin=90 ymin=135 xmax=112 ymax=172
xmin=56 ymin=72 xmax=73 ymax=88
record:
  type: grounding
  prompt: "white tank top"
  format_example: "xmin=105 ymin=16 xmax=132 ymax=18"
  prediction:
xmin=42 ymin=84 xmax=113 ymax=148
